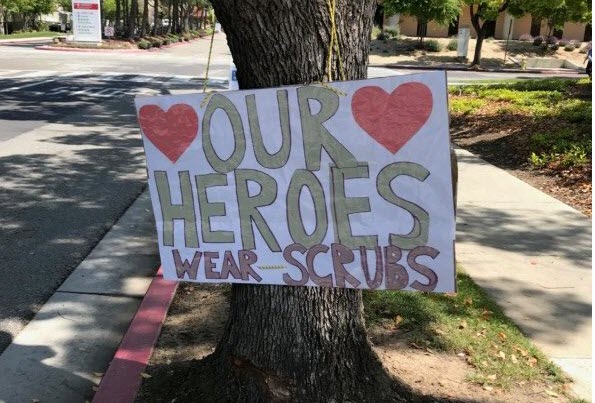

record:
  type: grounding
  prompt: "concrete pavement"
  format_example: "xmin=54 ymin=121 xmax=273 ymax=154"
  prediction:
xmin=455 ymin=147 xmax=592 ymax=400
xmin=0 ymin=190 xmax=159 ymax=403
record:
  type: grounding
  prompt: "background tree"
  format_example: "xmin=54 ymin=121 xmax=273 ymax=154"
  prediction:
xmin=383 ymin=0 xmax=462 ymax=45
xmin=464 ymin=0 xmax=519 ymax=67
xmin=509 ymin=0 xmax=591 ymax=37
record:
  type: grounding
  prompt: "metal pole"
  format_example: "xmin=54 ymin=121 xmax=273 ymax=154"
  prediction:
xmin=504 ymin=18 xmax=513 ymax=63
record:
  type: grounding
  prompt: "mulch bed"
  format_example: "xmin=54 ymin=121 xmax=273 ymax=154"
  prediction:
xmin=450 ymin=102 xmax=592 ymax=217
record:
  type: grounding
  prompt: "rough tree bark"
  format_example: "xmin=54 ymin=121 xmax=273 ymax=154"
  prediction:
xmin=203 ymin=1 xmax=421 ymax=402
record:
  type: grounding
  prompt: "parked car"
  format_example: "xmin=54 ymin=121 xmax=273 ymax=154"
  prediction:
xmin=48 ymin=22 xmax=70 ymax=32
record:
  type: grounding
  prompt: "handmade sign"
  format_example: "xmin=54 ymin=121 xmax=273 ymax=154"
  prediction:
xmin=135 ymin=72 xmax=456 ymax=292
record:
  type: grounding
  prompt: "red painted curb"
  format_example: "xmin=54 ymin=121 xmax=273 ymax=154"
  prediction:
xmin=92 ymin=267 xmax=178 ymax=403
xmin=34 ymin=37 xmax=206 ymax=53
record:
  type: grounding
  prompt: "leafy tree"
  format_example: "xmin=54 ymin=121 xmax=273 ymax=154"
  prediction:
xmin=464 ymin=0 xmax=520 ymax=66
xmin=509 ymin=0 xmax=591 ymax=37
xmin=383 ymin=0 xmax=462 ymax=44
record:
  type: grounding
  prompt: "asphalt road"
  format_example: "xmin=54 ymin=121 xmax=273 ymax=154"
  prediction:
xmin=0 ymin=35 xmax=583 ymax=354
xmin=0 ymin=38 xmax=231 ymax=353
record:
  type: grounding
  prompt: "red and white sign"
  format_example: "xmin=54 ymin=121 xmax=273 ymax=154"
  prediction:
xmin=72 ymin=0 xmax=101 ymax=42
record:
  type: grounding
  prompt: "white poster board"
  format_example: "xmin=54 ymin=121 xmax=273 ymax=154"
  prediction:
xmin=135 ymin=72 xmax=456 ymax=292
xmin=72 ymin=0 xmax=101 ymax=42
xmin=457 ymin=27 xmax=470 ymax=58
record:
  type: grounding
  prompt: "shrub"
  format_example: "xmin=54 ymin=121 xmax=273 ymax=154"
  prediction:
xmin=533 ymin=36 xmax=544 ymax=46
xmin=564 ymin=43 xmax=575 ymax=51
xmin=447 ymin=38 xmax=458 ymax=51
xmin=549 ymin=43 xmax=559 ymax=51
xmin=385 ymin=28 xmax=399 ymax=38
xmin=424 ymin=39 xmax=442 ymax=52
xmin=546 ymin=36 xmax=559 ymax=45
xmin=519 ymin=34 xmax=533 ymax=42
xmin=137 ymin=39 xmax=152 ymax=49
xmin=376 ymin=31 xmax=388 ymax=41
xmin=149 ymin=37 xmax=162 ymax=47
xmin=371 ymin=25 xmax=381 ymax=40
xmin=559 ymin=39 xmax=568 ymax=46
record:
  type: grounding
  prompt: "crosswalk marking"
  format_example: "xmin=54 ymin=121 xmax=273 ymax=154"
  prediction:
xmin=0 ymin=69 xmax=227 ymax=97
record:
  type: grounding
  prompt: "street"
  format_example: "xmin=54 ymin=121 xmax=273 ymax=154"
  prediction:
xmin=0 ymin=34 xmax=583 ymax=354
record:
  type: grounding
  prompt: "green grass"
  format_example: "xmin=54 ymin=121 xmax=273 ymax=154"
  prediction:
xmin=363 ymin=270 xmax=569 ymax=389
xmin=449 ymin=78 xmax=592 ymax=169
xmin=0 ymin=30 xmax=61 ymax=39
xmin=449 ymin=98 xmax=486 ymax=115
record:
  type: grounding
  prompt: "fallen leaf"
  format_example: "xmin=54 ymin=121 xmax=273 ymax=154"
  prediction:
xmin=425 ymin=347 xmax=435 ymax=355
xmin=409 ymin=342 xmax=423 ymax=350
xmin=480 ymin=310 xmax=493 ymax=320
xmin=394 ymin=315 xmax=403 ymax=327
xmin=497 ymin=332 xmax=507 ymax=341
xmin=527 ymin=357 xmax=538 ymax=367
xmin=140 ymin=372 xmax=152 ymax=379
xmin=483 ymin=385 xmax=493 ymax=391
xmin=544 ymin=389 xmax=558 ymax=397
xmin=498 ymin=351 xmax=506 ymax=360
xmin=463 ymin=298 xmax=473 ymax=306
xmin=458 ymin=320 xmax=468 ymax=329
xmin=487 ymin=374 xmax=497 ymax=381
xmin=457 ymin=352 xmax=466 ymax=357
xmin=511 ymin=354 xmax=518 ymax=364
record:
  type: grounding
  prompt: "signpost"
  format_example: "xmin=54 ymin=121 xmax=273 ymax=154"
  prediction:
xmin=104 ymin=26 xmax=114 ymax=38
xmin=135 ymin=72 xmax=456 ymax=292
xmin=457 ymin=26 xmax=471 ymax=59
xmin=228 ymin=62 xmax=239 ymax=90
xmin=72 ymin=0 xmax=101 ymax=42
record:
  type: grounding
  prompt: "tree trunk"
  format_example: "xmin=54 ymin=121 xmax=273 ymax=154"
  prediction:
xmin=128 ymin=0 xmax=137 ymax=38
xmin=171 ymin=0 xmax=179 ymax=33
xmin=139 ymin=0 xmax=149 ymax=36
xmin=115 ymin=0 xmax=121 ymax=36
xmin=151 ymin=0 xmax=158 ymax=35
xmin=201 ymin=1 xmax=419 ymax=402
xmin=469 ymin=6 xmax=484 ymax=67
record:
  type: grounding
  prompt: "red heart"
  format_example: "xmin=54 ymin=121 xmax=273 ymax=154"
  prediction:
xmin=351 ymin=83 xmax=433 ymax=154
xmin=138 ymin=104 xmax=199 ymax=163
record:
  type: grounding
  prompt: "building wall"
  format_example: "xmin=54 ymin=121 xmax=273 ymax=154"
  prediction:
xmin=563 ymin=22 xmax=586 ymax=41
xmin=386 ymin=8 xmax=588 ymax=42
xmin=458 ymin=7 xmax=476 ymax=38
xmin=427 ymin=20 xmax=449 ymax=37
xmin=397 ymin=14 xmax=417 ymax=37
xmin=513 ymin=14 xmax=533 ymax=39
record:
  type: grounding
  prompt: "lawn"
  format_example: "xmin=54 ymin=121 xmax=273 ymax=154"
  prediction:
xmin=364 ymin=270 xmax=567 ymax=390
xmin=449 ymin=78 xmax=592 ymax=215
xmin=0 ymin=30 xmax=61 ymax=39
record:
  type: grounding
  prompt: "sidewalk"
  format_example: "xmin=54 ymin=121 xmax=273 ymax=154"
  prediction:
xmin=455 ymin=147 xmax=592 ymax=399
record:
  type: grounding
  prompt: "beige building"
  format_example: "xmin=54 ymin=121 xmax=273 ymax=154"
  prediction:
xmin=391 ymin=10 xmax=591 ymax=42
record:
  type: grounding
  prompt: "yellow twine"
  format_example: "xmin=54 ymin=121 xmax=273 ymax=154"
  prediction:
xmin=324 ymin=0 xmax=346 ymax=89
xmin=202 ymin=16 xmax=217 ymax=93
